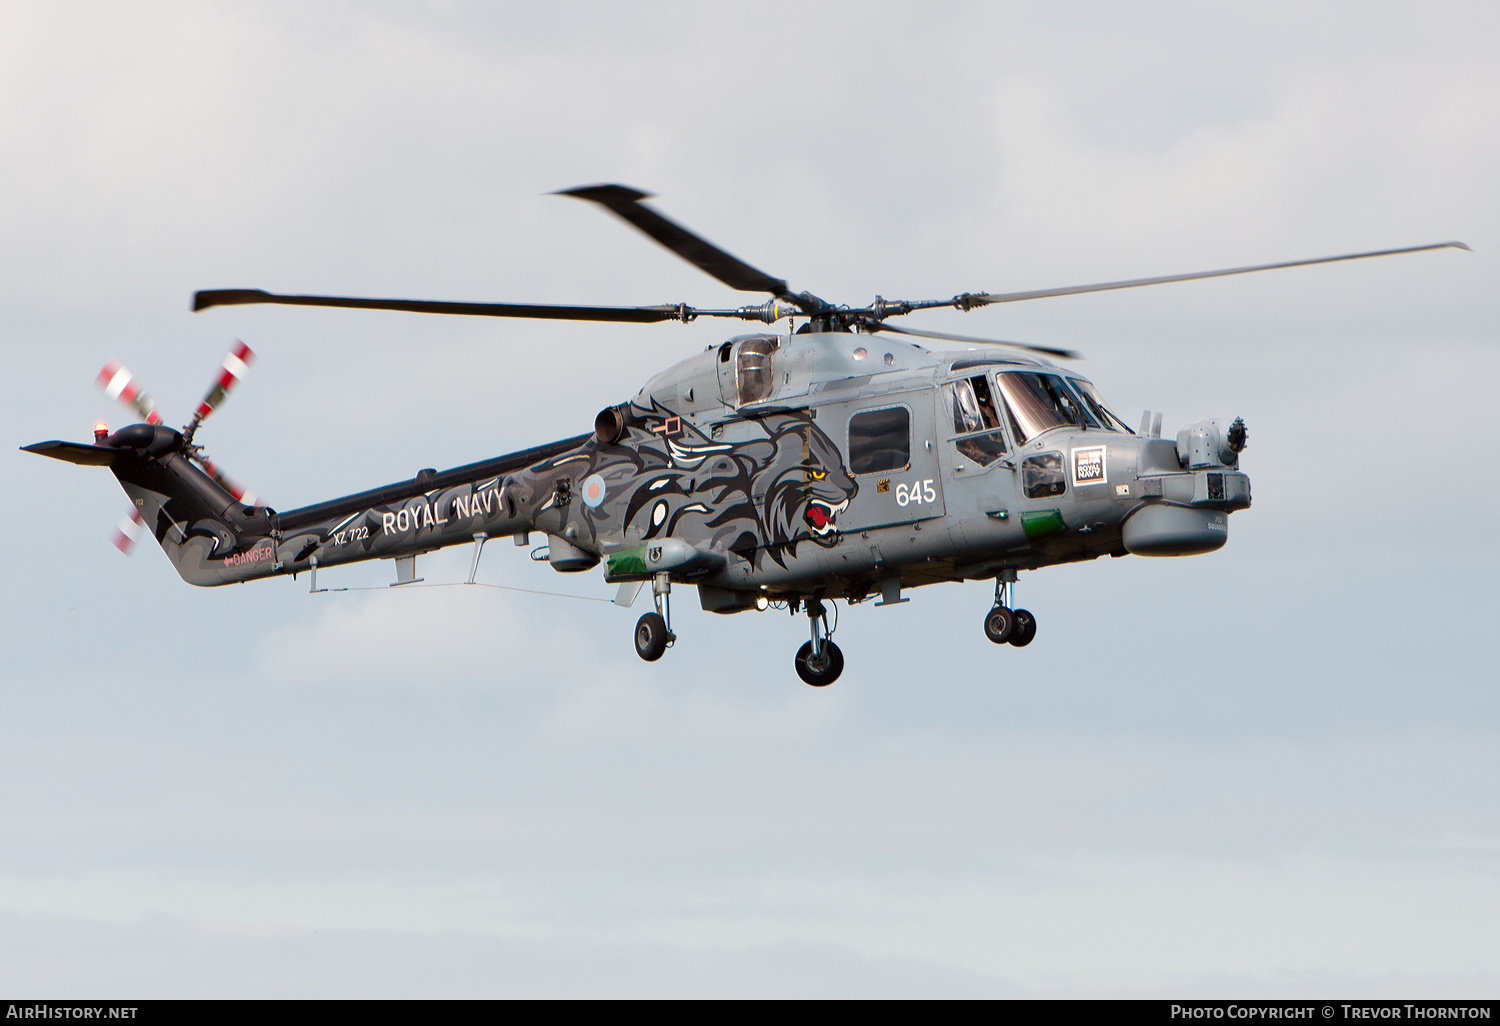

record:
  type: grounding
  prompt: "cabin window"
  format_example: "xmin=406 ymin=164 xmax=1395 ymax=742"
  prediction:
xmin=995 ymin=372 xmax=1101 ymax=441
xmin=735 ymin=337 xmax=778 ymax=406
xmin=1021 ymin=452 xmax=1066 ymax=498
xmin=849 ymin=405 xmax=911 ymax=475
xmin=947 ymin=376 xmax=1009 ymax=467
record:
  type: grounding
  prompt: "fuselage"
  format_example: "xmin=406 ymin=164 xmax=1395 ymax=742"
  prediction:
xmin=81 ymin=330 xmax=1251 ymax=607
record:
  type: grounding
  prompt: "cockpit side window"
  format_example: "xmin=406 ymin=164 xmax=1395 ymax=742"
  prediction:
xmin=949 ymin=375 xmax=1000 ymax=434
xmin=735 ymin=337 xmax=778 ymax=406
xmin=946 ymin=376 xmax=1009 ymax=467
xmin=995 ymin=371 xmax=1100 ymax=441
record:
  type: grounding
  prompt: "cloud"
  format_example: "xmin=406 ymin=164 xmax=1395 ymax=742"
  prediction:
xmin=258 ymin=583 xmax=557 ymax=692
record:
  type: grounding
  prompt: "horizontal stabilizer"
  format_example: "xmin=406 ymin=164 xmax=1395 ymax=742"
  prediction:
xmin=21 ymin=440 xmax=119 ymax=466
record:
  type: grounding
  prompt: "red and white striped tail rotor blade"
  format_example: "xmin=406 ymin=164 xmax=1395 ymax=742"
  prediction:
xmin=195 ymin=340 xmax=254 ymax=422
xmin=95 ymin=361 xmax=163 ymax=425
xmin=197 ymin=456 xmax=262 ymax=507
xmin=112 ymin=507 xmax=145 ymax=555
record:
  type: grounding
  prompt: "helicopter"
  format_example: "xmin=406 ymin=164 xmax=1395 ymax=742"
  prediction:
xmin=23 ymin=184 xmax=1467 ymax=685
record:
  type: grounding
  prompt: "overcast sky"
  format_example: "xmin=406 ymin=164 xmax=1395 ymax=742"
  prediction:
xmin=2 ymin=0 xmax=1497 ymax=997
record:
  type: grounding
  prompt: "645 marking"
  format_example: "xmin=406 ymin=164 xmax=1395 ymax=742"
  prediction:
xmin=895 ymin=479 xmax=936 ymax=507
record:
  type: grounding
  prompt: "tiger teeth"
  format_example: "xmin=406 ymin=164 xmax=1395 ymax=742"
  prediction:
xmin=806 ymin=497 xmax=847 ymax=535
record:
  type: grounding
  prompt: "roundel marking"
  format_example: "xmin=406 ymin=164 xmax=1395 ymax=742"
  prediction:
xmin=581 ymin=473 xmax=607 ymax=508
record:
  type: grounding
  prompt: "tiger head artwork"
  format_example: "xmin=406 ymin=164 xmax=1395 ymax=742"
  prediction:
xmin=520 ymin=401 xmax=858 ymax=569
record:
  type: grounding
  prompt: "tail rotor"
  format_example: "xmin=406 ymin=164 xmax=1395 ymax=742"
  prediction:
xmin=196 ymin=454 xmax=260 ymax=508
xmin=95 ymin=362 xmax=162 ymax=425
xmin=184 ymin=340 xmax=254 ymax=444
xmin=93 ymin=340 xmax=267 ymax=553
xmin=111 ymin=507 xmax=145 ymax=555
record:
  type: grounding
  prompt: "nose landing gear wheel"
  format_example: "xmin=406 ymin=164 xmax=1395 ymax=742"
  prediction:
xmin=983 ymin=606 xmax=1014 ymax=644
xmin=795 ymin=640 xmax=844 ymax=687
xmin=1008 ymin=608 xmax=1036 ymax=647
xmin=634 ymin=612 xmax=670 ymax=662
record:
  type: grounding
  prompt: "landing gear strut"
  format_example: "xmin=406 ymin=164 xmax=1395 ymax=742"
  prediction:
xmin=633 ymin=573 xmax=677 ymax=662
xmin=794 ymin=596 xmax=843 ymax=686
xmin=984 ymin=570 xmax=1036 ymax=647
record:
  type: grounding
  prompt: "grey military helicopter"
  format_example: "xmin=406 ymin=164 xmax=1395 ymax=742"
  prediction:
xmin=24 ymin=185 xmax=1466 ymax=685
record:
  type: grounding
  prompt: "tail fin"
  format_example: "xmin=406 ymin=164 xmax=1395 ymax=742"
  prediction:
xmin=25 ymin=426 xmax=276 ymax=586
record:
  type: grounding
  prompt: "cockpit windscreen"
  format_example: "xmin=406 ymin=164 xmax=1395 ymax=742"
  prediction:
xmin=994 ymin=372 xmax=1100 ymax=441
xmin=1070 ymin=378 xmax=1133 ymax=434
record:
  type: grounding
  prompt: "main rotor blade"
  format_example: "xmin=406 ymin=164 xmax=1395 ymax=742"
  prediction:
xmin=194 ymin=289 xmax=688 ymax=323
xmin=555 ymin=184 xmax=814 ymax=310
xmin=962 ymin=241 xmax=1470 ymax=307
xmin=865 ymin=319 xmax=1082 ymax=360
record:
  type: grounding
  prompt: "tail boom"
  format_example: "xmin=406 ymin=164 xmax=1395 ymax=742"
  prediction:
xmin=25 ymin=428 xmax=590 ymax=587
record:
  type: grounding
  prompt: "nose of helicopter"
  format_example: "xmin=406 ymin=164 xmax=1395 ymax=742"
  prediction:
xmin=1120 ymin=416 xmax=1250 ymax=556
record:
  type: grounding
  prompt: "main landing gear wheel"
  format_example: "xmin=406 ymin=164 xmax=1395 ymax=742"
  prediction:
xmin=634 ymin=573 xmax=677 ymax=662
xmin=796 ymin=596 xmax=843 ymax=686
xmin=795 ymin=639 xmax=844 ymax=687
xmin=983 ymin=606 xmax=1014 ymax=644
xmin=1008 ymin=608 xmax=1037 ymax=647
xmin=986 ymin=573 xmax=1037 ymax=648
xmin=634 ymin=612 xmax=670 ymax=662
